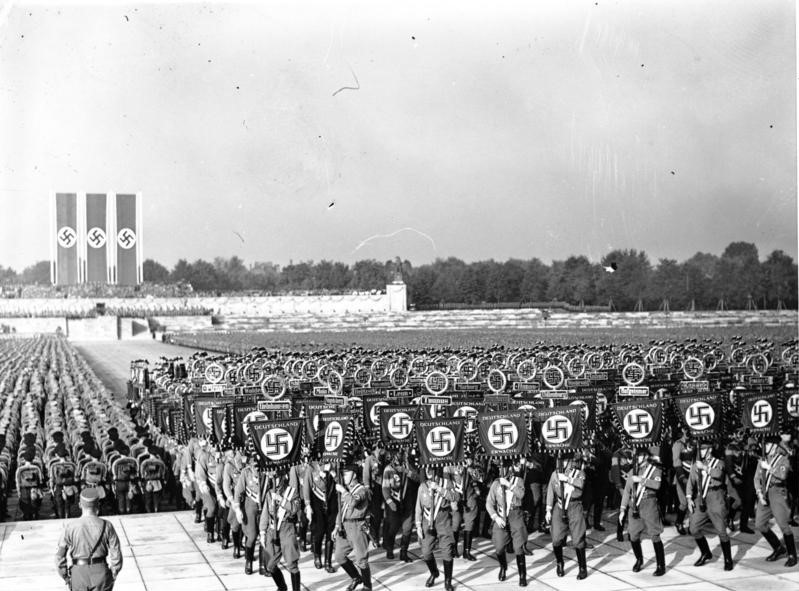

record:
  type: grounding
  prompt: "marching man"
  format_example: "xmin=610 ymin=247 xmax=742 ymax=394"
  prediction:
xmin=754 ymin=433 xmax=797 ymax=567
xmin=619 ymin=446 xmax=666 ymax=576
xmin=415 ymin=465 xmax=458 ymax=591
xmin=335 ymin=464 xmax=373 ymax=591
xmin=383 ymin=450 xmax=421 ymax=562
xmin=545 ymin=452 xmax=588 ymax=581
xmin=259 ymin=469 xmax=302 ymax=591
xmin=487 ymin=458 xmax=530 ymax=585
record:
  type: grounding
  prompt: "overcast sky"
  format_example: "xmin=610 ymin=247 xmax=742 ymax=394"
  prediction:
xmin=0 ymin=0 xmax=796 ymax=271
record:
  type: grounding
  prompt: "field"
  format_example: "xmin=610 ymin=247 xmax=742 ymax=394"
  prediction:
xmin=168 ymin=324 xmax=799 ymax=353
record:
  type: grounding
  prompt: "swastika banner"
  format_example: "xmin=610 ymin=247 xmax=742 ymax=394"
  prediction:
xmin=782 ymin=390 xmax=799 ymax=425
xmin=363 ymin=395 xmax=393 ymax=438
xmin=611 ymin=400 xmax=663 ymax=447
xmin=115 ymin=193 xmax=141 ymax=285
xmin=741 ymin=392 xmax=780 ymax=434
xmin=534 ymin=405 xmax=583 ymax=452
xmin=444 ymin=399 xmax=486 ymax=435
xmin=211 ymin=406 xmax=229 ymax=443
xmin=317 ymin=413 xmax=352 ymax=462
xmin=85 ymin=193 xmax=108 ymax=283
xmin=415 ymin=417 xmax=466 ymax=467
xmin=675 ymin=393 xmax=725 ymax=440
xmin=303 ymin=401 xmax=339 ymax=439
xmin=477 ymin=410 xmax=529 ymax=458
xmin=248 ymin=418 xmax=305 ymax=471
xmin=566 ymin=393 xmax=597 ymax=432
xmin=54 ymin=192 xmax=79 ymax=285
xmin=378 ymin=405 xmax=419 ymax=449
xmin=192 ymin=396 xmax=225 ymax=439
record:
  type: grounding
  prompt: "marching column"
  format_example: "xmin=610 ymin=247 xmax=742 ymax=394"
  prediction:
xmin=222 ymin=448 xmax=245 ymax=557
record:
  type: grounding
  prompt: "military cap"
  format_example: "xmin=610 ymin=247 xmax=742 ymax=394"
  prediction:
xmin=79 ymin=488 xmax=101 ymax=507
xmin=52 ymin=431 xmax=64 ymax=443
xmin=23 ymin=432 xmax=35 ymax=444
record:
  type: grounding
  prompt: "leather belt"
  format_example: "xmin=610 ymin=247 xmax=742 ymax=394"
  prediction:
xmin=72 ymin=557 xmax=106 ymax=566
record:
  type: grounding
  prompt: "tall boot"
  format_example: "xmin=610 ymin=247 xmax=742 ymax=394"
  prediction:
xmin=554 ymin=544 xmax=565 ymax=577
xmin=576 ymin=547 xmax=588 ymax=580
xmin=271 ymin=567 xmax=288 ymax=591
xmin=720 ymin=539 xmax=734 ymax=571
xmin=232 ymin=531 xmax=242 ymax=559
xmin=324 ymin=539 xmax=336 ymax=573
xmin=205 ymin=517 xmax=215 ymax=544
xmin=516 ymin=554 xmax=527 ymax=587
xmin=630 ymin=540 xmax=644 ymax=572
xmin=443 ymin=559 xmax=454 ymax=591
xmin=784 ymin=533 xmax=797 ymax=567
xmin=693 ymin=536 xmax=713 ymax=566
xmin=194 ymin=501 xmax=203 ymax=523
xmin=653 ymin=540 xmax=666 ymax=576
xmin=497 ymin=552 xmax=507 ymax=581
xmin=341 ymin=559 xmax=362 ymax=591
xmin=425 ymin=558 xmax=440 ymax=587
xmin=221 ymin=521 xmax=231 ymax=549
xmin=764 ymin=530 xmax=787 ymax=561
xmin=361 ymin=565 xmax=373 ymax=591
xmin=453 ymin=530 xmax=460 ymax=558
xmin=290 ymin=571 xmax=301 ymax=591
xmin=244 ymin=546 xmax=254 ymax=575
xmin=616 ymin=519 xmax=625 ymax=542
xmin=259 ymin=545 xmax=267 ymax=576
xmin=400 ymin=535 xmax=412 ymax=563
xmin=675 ymin=509 xmax=687 ymax=535
xmin=462 ymin=532 xmax=477 ymax=561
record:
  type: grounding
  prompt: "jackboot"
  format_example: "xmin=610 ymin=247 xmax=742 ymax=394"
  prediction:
xmin=554 ymin=544 xmax=565 ymax=577
xmin=617 ymin=520 xmax=625 ymax=542
xmin=462 ymin=532 xmax=477 ymax=561
xmin=232 ymin=531 xmax=242 ymax=559
xmin=443 ymin=559 xmax=454 ymax=591
xmin=693 ymin=536 xmax=713 ymax=566
xmin=194 ymin=501 xmax=203 ymax=523
xmin=653 ymin=540 xmax=666 ymax=576
xmin=720 ymin=539 xmax=734 ymax=571
xmin=360 ymin=565 xmax=373 ymax=591
xmin=290 ymin=571 xmax=301 ymax=591
xmin=324 ymin=539 xmax=336 ymax=573
xmin=259 ymin=545 xmax=267 ymax=576
xmin=314 ymin=552 xmax=323 ymax=569
xmin=764 ymin=530 xmax=787 ymax=561
xmin=205 ymin=517 xmax=215 ymax=544
xmin=576 ymin=547 xmax=588 ymax=580
xmin=516 ymin=554 xmax=527 ymax=587
xmin=341 ymin=559 xmax=362 ymax=591
xmin=784 ymin=533 xmax=797 ymax=567
xmin=400 ymin=534 xmax=412 ymax=563
xmin=244 ymin=546 xmax=254 ymax=575
xmin=271 ymin=567 xmax=287 ymax=591
xmin=497 ymin=553 xmax=507 ymax=581
xmin=221 ymin=522 xmax=231 ymax=549
xmin=453 ymin=531 xmax=460 ymax=558
xmin=631 ymin=540 xmax=644 ymax=573
xmin=675 ymin=509 xmax=687 ymax=535
xmin=425 ymin=558 xmax=440 ymax=587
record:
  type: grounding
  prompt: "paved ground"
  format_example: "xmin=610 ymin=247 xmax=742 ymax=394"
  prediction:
xmin=1 ymin=509 xmax=797 ymax=591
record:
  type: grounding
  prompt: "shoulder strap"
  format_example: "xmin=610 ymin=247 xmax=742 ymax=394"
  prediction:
xmin=89 ymin=521 xmax=107 ymax=559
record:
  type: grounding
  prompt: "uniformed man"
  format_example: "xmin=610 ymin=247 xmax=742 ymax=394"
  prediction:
xmin=524 ymin=449 xmax=548 ymax=535
xmin=139 ymin=446 xmax=166 ymax=513
xmin=110 ymin=450 xmax=138 ymax=515
xmin=611 ymin=444 xmax=634 ymax=542
xmin=754 ymin=434 xmax=797 ymax=567
xmin=671 ymin=428 xmax=694 ymax=536
xmin=290 ymin=452 xmax=310 ymax=552
xmin=335 ymin=464 xmax=373 ymax=591
xmin=545 ymin=452 xmax=588 ymax=580
xmin=446 ymin=457 xmax=479 ymax=561
xmin=363 ymin=442 xmax=386 ymax=547
xmin=382 ymin=449 xmax=421 ymax=562
xmin=488 ymin=457 xmax=531 ymax=585
xmin=686 ymin=441 xmax=734 ymax=570
xmin=303 ymin=459 xmax=337 ymax=571
xmin=16 ymin=448 xmax=44 ymax=520
xmin=259 ymin=469 xmax=302 ymax=591
xmin=195 ymin=439 xmax=219 ymax=543
xmin=55 ymin=488 xmax=123 ymax=591
xmin=619 ymin=446 xmax=665 ymax=576
xmin=50 ymin=444 xmax=78 ymax=519
xmin=415 ymin=464 xmax=458 ymax=591
xmin=234 ymin=451 xmax=262 ymax=574
xmin=222 ymin=445 xmax=245 ymax=558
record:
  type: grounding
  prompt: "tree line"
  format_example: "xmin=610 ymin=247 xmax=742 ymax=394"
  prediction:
xmin=1 ymin=242 xmax=796 ymax=311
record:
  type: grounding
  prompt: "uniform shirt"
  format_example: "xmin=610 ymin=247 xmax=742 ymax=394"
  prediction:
xmin=754 ymin=446 xmax=792 ymax=496
xmin=16 ymin=462 xmax=43 ymax=489
xmin=545 ymin=460 xmax=585 ymax=509
xmin=222 ymin=457 xmax=243 ymax=502
xmin=610 ymin=448 xmax=633 ymax=490
xmin=444 ymin=465 xmax=477 ymax=505
xmin=382 ymin=464 xmax=407 ymax=504
xmin=234 ymin=465 xmax=261 ymax=505
xmin=111 ymin=457 xmax=137 ymax=481
xmin=140 ymin=456 xmax=166 ymax=481
xmin=194 ymin=449 xmax=216 ymax=494
xmin=486 ymin=475 xmax=525 ymax=521
xmin=303 ymin=461 xmax=334 ymax=505
xmin=362 ymin=454 xmax=383 ymax=490
xmin=259 ymin=476 xmax=301 ymax=531
xmin=685 ymin=457 xmax=726 ymax=499
xmin=82 ymin=460 xmax=106 ymax=486
xmin=50 ymin=460 xmax=76 ymax=485
xmin=414 ymin=478 xmax=460 ymax=527
xmin=55 ymin=515 xmax=123 ymax=579
xmin=672 ymin=439 xmax=695 ymax=485
xmin=336 ymin=481 xmax=370 ymax=527
xmin=619 ymin=460 xmax=662 ymax=513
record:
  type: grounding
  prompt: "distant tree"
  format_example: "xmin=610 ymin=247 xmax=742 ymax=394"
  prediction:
xmin=171 ymin=259 xmax=193 ymax=284
xmin=248 ymin=261 xmax=281 ymax=291
xmin=188 ymin=259 xmax=221 ymax=292
xmin=19 ymin=261 xmax=51 ymax=284
xmin=762 ymin=250 xmax=797 ymax=308
xmin=682 ymin=252 xmax=720 ymax=309
xmin=519 ymin=258 xmax=550 ymax=302
xmin=281 ymin=261 xmax=314 ymax=291
xmin=0 ymin=265 xmax=18 ymax=284
xmin=646 ymin=258 xmax=685 ymax=309
xmin=213 ymin=256 xmax=248 ymax=291
xmin=350 ymin=259 xmax=387 ymax=291
xmin=407 ymin=265 xmax=437 ymax=306
xmin=595 ymin=250 xmax=652 ymax=310
xmin=143 ymin=259 xmax=170 ymax=283
xmin=429 ymin=258 xmax=468 ymax=303
xmin=546 ymin=256 xmax=596 ymax=305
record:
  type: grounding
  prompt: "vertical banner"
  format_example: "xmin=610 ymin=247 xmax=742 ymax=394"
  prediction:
xmin=115 ymin=193 xmax=140 ymax=284
xmin=54 ymin=192 xmax=79 ymax=285
xmin=85 ymin=193 xmax=108 ymax=283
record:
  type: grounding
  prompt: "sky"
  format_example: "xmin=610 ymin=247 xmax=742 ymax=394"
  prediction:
xmin=0 ymin=0 xmax=796 ymax=271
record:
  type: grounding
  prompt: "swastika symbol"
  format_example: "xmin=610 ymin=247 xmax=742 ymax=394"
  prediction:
xmin=750 ymin=400 xmax=773 ymax=428
xmin=370 ymin=401 xmax=389 ymax=425
xmin=388 ymin=413 xmax=412 ymax=439
xmin=426 ymin=427 xmax=455 ymax=457
xmin=623 ymin=409 xmax=653 ymax=439
xmin=488 ymin=419 xmax=518 ymax=450
xmin=87 ymin=227 xmax=106 ymax=248
xmin=454 ymin=406 xmax=478 ymax=433
xmin=242 ymin=411 xmax=267 ymax=437
xmin=324 ymin=421 xmax=343 ymax=451
xmin=787 ymin=394 xmax=799 ymax=418
xmin=261 ymin=428 xmax=293 ymax=460
xmin=117 ymin=227 xmax=137 ymax=249
xmin=202 ymin=407 xmax=214 ymax=431
xmin=313 ymin=408 xmax=335 ymax=432
xmin=685 ymin=402 xmax=715 ymax=430
xmin=542 ymin=415 xmax=572 ymax=444
xmin=57 ymin=226 xmax=76 ymax=248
